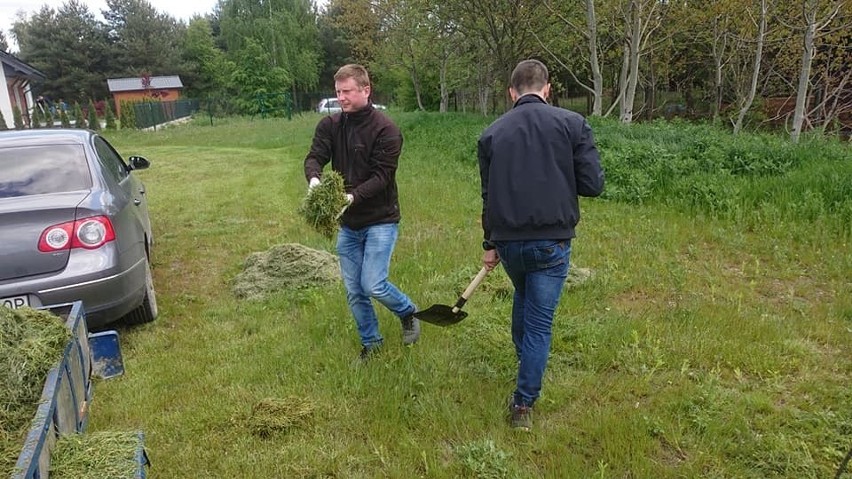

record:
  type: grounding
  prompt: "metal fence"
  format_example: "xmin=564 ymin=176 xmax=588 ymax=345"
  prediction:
xmin=133 ymin=99 xmax=200 ymax=130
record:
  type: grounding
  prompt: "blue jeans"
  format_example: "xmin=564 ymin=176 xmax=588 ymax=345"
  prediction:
xmin=337 ymin=223 xmax=416 ymax=348
xmin=495 ymin=239 xmax=571 ymax=407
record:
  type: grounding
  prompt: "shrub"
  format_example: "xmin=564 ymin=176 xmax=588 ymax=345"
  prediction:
xmin=12 ymin=106 xmax=24 ymax=129
xmin=87 ymin=100 xmax=100 ymax=130
xmin=73 ymin=103 xmax=86 ymax=128
xmin=104 ymin=99 xmax=117 ymax=130
xmin=59 ymin=107 xmax=71 ymax=128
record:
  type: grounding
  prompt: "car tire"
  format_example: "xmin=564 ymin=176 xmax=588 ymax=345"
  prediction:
xmin=124 ymin=258 xmax=158 ymax=325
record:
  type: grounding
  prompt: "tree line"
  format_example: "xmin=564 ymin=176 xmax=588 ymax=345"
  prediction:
xmin=6 ymin=0 xmax=851 ymax=140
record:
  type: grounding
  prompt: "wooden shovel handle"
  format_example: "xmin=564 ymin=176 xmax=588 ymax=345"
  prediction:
xmin=452 ymin=266 xmax=490 ymax=313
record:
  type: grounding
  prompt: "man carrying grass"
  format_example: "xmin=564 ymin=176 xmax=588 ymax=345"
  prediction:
xmin=478 ymin=59 xmax=605 ymax=430
xmin=304 ymin=64 xmax=420 ymax=361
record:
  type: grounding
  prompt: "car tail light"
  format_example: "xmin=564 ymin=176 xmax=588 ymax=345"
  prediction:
xmin=38 ymin=216 xmax=116 ymax=252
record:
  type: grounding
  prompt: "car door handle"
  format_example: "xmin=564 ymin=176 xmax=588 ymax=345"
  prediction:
xmin=134 ymin=199 xmax=142 ymax=206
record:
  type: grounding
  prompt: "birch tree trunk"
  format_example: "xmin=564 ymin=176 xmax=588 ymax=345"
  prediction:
xmin=586 ymin=0 xmax=603 ymax=116
xmin=791 ymin=6 xmax=817 ymax=142
xmin=620 ymin=0 xmax=642 ymax=123
xmin=733 ymin=0 xmax=767 ymax=135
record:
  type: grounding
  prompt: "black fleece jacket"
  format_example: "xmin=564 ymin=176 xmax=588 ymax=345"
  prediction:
xmin=478 ymin=94 xmax=605 ymax=242
xmin=304 ymin=105 xmax=403 ymax=229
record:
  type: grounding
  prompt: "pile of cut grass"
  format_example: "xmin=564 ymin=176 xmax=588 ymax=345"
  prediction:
xmin=50 ymin=431 xmax=143 ymax=479
xmin=0 ymin=307 xmax=71 ymax=475
xmin=232 ymin=243 xmax=339 ymax=300
xmin=234 ymin=397 xmax=315 ymax=438
xmin=297 ymin=170 xmax=349 ymax=238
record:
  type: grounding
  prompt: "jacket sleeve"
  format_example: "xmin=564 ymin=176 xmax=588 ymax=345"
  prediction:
xmin=478 ymin=135 xmax=492 ymax=240
xmin=573 ymin=119 xmax=605 ymax=197
xmin=352 ymin=125 xmax=402 ymax=202
xmin=304 ymin=116 xmax=333 ymax=181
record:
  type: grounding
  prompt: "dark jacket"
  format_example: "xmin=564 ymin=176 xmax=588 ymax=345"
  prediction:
xmin=304 ymin=105 xmax=403 ymax=229
xmin=478 ymin=94 xmax=604 ymax=242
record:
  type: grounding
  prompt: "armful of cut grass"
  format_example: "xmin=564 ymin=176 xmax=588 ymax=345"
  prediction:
xmin=297 ymin=170 xmax=350 ymax=239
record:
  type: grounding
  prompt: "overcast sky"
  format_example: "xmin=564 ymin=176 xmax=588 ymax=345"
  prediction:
xmin=0 ymin=0 xmax=214 ymax=52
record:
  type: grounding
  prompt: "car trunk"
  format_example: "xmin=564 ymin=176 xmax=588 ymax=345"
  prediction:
xmin=0 ymin=191 xmax=89 ymax=281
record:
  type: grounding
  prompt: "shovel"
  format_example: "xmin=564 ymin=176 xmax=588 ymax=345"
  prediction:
xmin=417 ymin=266 xmax=490 ymax=326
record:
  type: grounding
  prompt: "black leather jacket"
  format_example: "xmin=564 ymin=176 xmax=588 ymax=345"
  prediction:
xmin=305 ymin=105 xmax=403 ymax=229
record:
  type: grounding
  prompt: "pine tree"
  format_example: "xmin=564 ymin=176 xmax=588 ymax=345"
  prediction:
xmin=60 ymin=107 xmax=71 ymax=127
xmin=87 ymin=100 xmax=100 ymax=130
xmin=43 ymin=107 xmax=54 ymax=128
xmin=74 ymin=103 xmax=86 ymax=128
xmin=120 ymin=101 xmax=137 ymax=130
xmin=31 ymin=108 xmax=42 ymax=128
xmin=104 ymin=99 xmax=117 ymax=130
xmin=13 ymin=106 xmax=25 ymax=129
xmin=0 ymin=108 xmax=8 ymax=130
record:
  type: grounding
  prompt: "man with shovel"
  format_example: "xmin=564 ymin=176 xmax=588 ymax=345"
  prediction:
xmin=305 ymin=64 xmax=420 ymax=361
xmin=478 ymin=59 xmax=605 ymax=430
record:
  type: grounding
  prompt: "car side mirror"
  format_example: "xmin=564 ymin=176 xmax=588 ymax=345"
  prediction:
xmin=128 ymin=156 xmax=150 ymax=171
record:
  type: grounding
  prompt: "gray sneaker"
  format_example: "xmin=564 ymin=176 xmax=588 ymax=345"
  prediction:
xmin=401 ymin=313 xmax=420 ymax=345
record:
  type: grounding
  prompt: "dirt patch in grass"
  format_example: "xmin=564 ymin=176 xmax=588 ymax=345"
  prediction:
xmin=232 ymin=243 xmax=339 ymax=300
xmin=1 ymin=307 xmax=70 ymax=475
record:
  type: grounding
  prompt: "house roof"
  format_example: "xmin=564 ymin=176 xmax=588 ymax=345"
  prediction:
xmin=107 ymin=75 xmax=184 ymax=93
xmin=0 ymin=50 xmax=46 ymax=81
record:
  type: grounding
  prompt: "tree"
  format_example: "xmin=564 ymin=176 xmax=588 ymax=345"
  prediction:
xmin=74 ymin=102 xmax=86 ymax=128
xmin=120 ymin=101 xmax=137 ymax=129
xmin=731 ymin=0 xmax=768 ymax=134
xmin=12 ymin=1 xmax=112 ymax=103
xmin=31 ymin=107 xmax=41 ymax=128
xmin=0 ymin=29 xmax=8 ymax=52
xmin=104 ymin=0 xmax=187 ymax=76
xmin=104 ymin=100 xmax=117 ymax=129
xmin=87 ymin=100 xmax=100 ymax=130
xmin=0 ymin=108 xmax=8 ymax=130
xmin=12 ymin=105 xmax=24 ymax=129
xmin=182 ymin=17 xmax=234 ymax=99
xmin=789 ymin=0 xmax=846 ymax=142
xmin=60 ymin=107 xmax=71 ymax=127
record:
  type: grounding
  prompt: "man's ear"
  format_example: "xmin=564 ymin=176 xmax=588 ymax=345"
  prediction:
xmin=543 ymin=83 xmax=551 ymax=101
xmin=508 ymin=87 xmax=519 ymax=102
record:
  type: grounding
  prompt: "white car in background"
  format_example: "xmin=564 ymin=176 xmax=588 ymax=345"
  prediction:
xmin=316 ymin=98 xmax=387 ymax=114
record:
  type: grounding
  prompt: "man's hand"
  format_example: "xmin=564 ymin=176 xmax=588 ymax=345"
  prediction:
xmin=483 ymin=249 xmax=500 ymax=271
xmin=308 ymin=177 xmax=321 ymax=190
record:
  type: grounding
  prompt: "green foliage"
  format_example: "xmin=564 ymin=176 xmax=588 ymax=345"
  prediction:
xmin=12 ymin=106 xmax=25 ymax=130
xmin=226 ymin=38 xmax=292 ymax=115
xmin=181 ymin=17 xmax=234 ymax=99
xmin=87 ymin=100 xmax=100 ymax=130
xmin=30 ymin=107 xmax=41 ymax=128
xmin=119 ymin=101 xmax=137 ymax=129
xmin=0 ymin=108 xmax=8 ymax=130
xmin=43 ymin=107 xmax=54 ymax=128
xmin=59 ymin=107 xmax=71 ymax=127
xmin=104 ymin=99 xmax=117 ymax=130
xmin=73 ymin=103 xmax=86 ymax=128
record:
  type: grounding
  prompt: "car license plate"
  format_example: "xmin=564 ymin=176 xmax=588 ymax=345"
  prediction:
xmin=1 ymin=295 xmax=30 ymax=309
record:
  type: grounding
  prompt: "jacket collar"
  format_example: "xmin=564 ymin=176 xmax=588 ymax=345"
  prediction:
xmin=342 ymin=104 xmax=374 ymax=123
xmin=513 ymin=94 xmax=547 ymax=108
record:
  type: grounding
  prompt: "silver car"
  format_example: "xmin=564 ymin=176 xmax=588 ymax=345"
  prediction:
xmin=0 ymin=129 xmax=157 ymax=329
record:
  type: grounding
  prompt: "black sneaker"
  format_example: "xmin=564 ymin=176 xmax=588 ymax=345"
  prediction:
xmin=358 ymin=344 xmax=382 ymax=362
xmin=510 ymin=404 xmax=533 ymax=431
xmin=401 ymin=313 xmax=421 ymax=345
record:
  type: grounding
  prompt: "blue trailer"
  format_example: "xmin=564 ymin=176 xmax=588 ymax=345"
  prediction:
xmin=10 ymin=301 xmax=149 ymax=479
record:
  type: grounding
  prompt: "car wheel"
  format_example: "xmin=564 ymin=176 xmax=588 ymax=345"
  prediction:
xmin=124 ymin=258 xmax=158 ymax=325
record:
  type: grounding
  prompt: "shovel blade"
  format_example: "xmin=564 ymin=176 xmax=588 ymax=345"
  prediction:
xmin=416 ymin=304 xmax=468 ymax=326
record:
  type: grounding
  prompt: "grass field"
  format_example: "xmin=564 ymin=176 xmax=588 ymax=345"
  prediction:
xmin=90 ymin=113 xmax=850 ymax=478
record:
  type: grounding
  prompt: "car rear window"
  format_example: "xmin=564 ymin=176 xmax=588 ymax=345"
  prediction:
xmin=0 ymin=145 xmax=91 ymax=198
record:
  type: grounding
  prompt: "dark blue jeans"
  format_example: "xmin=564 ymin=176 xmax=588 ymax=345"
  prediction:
xmin=495 ymin=239 xmax=571 ymax=407
xmin=337 ymin=223 xmax=417 ymax=348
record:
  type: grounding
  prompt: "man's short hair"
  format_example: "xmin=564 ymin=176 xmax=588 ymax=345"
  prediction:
xmin=510 ymin=60 xmax=549 ymax=94
xmin=334 ymin=64 xmax=371 ymax=89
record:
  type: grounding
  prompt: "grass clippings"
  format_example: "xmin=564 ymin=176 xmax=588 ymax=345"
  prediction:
xmin=1 ymin=307 xmax=70 ymax=475
xmin=50 ymin=431 xmax=142 ymax=479
xmin=232 ymin=243 xmax=339 ymax=300
xmin=297 ymin=170 xmax=349 ymax=238
xmin=235 ymin=397 xmax=315 ymax=438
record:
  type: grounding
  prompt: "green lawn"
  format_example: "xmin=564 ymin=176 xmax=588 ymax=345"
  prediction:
xmin=90 ymin=113 xmax=851 ymax=478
